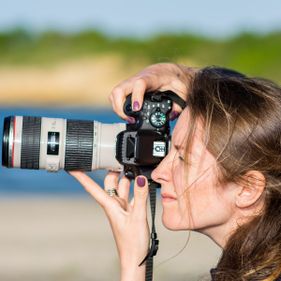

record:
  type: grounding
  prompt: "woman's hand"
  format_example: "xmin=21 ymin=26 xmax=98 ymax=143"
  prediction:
xmin=110 ymin=63 xmax=196 ymax=121
xmin=69 ymin=171 xmax=149 ymax=280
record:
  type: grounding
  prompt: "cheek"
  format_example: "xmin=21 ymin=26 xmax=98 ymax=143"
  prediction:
xmin=187 ymin=181 xmax=234 ymax=229
xmin=172 ymin=161 xmax=187 ymax=195
xmin=162 ymin=163 xmax=192 ymax=230
xmin=164 ymin=156 xmax=234 ymax=230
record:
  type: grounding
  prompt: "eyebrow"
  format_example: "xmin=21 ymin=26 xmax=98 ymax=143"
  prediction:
xmin=171 ymin=133 xmax=183 ymax=149
xmin=174 ymin=143 xmax=184 ymax=151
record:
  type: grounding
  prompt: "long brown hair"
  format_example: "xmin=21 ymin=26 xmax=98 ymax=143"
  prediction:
xmin=186 ymin=66 xmax=281 ymax=281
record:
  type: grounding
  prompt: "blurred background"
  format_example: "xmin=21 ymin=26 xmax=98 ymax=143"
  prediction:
xmin=0 ymin=0 xmax=280 ymax=280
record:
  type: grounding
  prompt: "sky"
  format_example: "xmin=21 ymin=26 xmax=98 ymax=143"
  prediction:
xmin=0 ymin=0 xmax=281 ymax=37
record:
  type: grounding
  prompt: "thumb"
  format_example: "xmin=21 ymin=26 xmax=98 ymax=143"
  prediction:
xmin=132 ymin=176 xmax=149 ymax=217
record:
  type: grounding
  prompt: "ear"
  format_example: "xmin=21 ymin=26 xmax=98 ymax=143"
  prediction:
xmin=235 ymin=171 xmax=266 ymax=209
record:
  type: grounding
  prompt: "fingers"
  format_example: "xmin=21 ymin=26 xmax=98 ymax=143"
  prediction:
xmin=110 ymin=63 xmax=191 ymax=121
xmin=110 ymin=84 xmax=131 ymax=120
xmin=173 ymin=103 xmax=183 ymax=113
xmin=118 ymin=175 xmax=131 ymax=202
xmin=131 ymin=78 xmax=147 ymax=111
xmin=110 ymin=78 xmax=147 ymax=120
xmin=70 ymin=172 xmax=148 ymax=220
xmin=110 ymin=75 xmax=155 ymax=120
xmin=104 ymin=171 xmax=128 ymax=210
xmin=169 ymin=103 xmax=183 ymax=121
xmin=104 ymin=171 xmax=119 ymax=191
xmin=104 ymin=172 xmax=131 ymax=201
xmin=132 ymin=176 xmax=149 ymax=219
xmin=69 ymin=171 xmax=108 ymax=208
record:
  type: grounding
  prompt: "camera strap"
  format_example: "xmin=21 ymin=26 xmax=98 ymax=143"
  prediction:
xmin=138 ymin=181 xmax=159 ymax=281
xmin=159 ymin=90 xmax=187 ymax=109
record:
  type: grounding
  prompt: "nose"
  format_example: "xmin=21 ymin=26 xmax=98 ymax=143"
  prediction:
xmin=151 ymin=150 xmax=175 ymax=184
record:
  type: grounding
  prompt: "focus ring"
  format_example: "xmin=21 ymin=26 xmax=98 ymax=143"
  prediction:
xmin=21 ymin=117 xmax=41 ymax=169
xmin=65 ymin=120 xmax=93 ymax=171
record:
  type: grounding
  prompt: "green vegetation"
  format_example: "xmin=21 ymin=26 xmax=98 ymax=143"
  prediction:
xmin=0 ymin=28 xmax=280 ymax=82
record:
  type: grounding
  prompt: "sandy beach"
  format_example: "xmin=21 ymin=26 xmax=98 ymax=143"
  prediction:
xmin=0 ymin=196 xmax=221 ymax=281
xmin=0 ymin=56 xmax=149 ymax=107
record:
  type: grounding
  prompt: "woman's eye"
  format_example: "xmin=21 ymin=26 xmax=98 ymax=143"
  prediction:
xmin=178 ymin=154 xmax=192 ymax=166
xmin=178 ymin=155 xmax=185 ymax=162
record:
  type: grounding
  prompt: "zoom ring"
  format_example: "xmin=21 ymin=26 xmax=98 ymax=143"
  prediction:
xmin=21 ymin=117 xmax=41 ymax=169
xmin=65 ymin=120 xmax=93 ymax=171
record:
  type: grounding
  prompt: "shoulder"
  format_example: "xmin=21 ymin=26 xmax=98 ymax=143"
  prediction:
xmin=210 ymin=269 xmax=281 ymax=281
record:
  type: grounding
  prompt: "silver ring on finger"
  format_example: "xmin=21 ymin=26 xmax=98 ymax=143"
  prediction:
xmin=106 ymin=188 xmax=119 ymax=197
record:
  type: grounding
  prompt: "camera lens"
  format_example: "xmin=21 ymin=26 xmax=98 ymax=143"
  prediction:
xmin=2 ymin=116 xmax=125 ymax=172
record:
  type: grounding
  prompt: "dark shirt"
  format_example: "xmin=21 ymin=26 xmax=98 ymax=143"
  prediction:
xmin=210 ymin=268 xmax=281 ymax=281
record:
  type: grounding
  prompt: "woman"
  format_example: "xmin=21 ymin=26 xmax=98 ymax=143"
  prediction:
xmin=70 ymin=63 xmax=281 ymax=281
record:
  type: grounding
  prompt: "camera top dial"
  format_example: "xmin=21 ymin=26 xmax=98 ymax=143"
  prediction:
xmin=149 ymin=108 xmax=167 ymax=128
xmin=123 ymin=92 xmax=172 ymax=132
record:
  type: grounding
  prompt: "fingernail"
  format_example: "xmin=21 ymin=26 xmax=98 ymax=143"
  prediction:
xmin=170 ymin=111 xmax=179 ymax=121
xmin=133 ymin=101 xmax=140 ymax=111
xmin=137 ymin=176 xmax=146 ymax=187
xmin=127 ymin=117 xmax=135 ymax=124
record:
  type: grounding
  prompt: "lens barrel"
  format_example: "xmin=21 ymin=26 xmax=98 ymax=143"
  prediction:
xmin=2 ymin=116 xmax=125 ymax=172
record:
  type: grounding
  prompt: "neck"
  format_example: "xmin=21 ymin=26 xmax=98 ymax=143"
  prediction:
xmin=198 ymin=226 xmax=233 ymax=249
xmin=199 ymin=208 xmax=260 ymax=248
xmin=198 ymin=215 xmax=244 ymax=248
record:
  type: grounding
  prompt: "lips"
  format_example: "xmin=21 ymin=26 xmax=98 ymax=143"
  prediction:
xmin=161 ymin=192 xmax=177 ymax=200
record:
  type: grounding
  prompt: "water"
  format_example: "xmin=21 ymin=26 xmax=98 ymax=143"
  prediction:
xmin=0 ymin=107 xmax=123 ymax=195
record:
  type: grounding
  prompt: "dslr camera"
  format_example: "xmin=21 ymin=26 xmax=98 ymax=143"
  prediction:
xmin=2 ymin=91 xmax=184 ymax=180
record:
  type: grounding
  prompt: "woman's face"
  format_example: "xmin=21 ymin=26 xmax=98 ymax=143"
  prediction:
xmin=151 ymin=108 xmax=236 ymax=235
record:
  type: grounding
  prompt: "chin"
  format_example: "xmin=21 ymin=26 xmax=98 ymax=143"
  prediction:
xmin=161 ymin=211 xmax=181 ymax=230
xmin=162 ymin=210 xmax=193 ymax=231
xmin=162 ymin=216 xmax=176 ymax=230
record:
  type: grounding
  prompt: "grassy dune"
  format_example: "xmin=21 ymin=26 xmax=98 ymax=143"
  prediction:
xmin=0 ymin=29 xmax=280 ymax=106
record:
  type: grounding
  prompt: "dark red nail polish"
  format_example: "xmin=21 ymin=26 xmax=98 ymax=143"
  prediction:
xmin=170 ymin=111 xmax=179 ymax=121
xmin=127 ymin=117 xmax=135 ymax=124
xmin=137 ymin=176 xmax=145 ymax=187
xmin=133 ymin=101 xmax=140 ymax=111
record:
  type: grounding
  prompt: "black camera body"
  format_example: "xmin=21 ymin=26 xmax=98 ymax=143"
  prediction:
xmin=116 ymin=92 xmax=173 ymax=180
